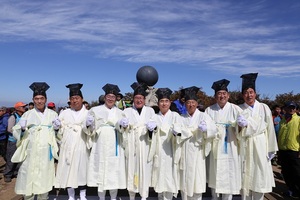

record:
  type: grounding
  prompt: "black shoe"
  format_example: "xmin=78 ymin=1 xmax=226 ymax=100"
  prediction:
xmin=4 ymin=177 xmax=11 ymax=183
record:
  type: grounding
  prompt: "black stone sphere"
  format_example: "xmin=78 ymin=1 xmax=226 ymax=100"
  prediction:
xmin=136 ymin=66 xmax=159 ymax=86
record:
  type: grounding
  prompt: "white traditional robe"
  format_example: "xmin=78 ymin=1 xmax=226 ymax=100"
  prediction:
xmin=148 ymin=110 xmax=182 ymax=195
xmin=205 ymin=102 xmax=242 ymax=195
xmin=121 ymin=105 xmax=155 ymax=198
xmin=55 ymin=105 xmax=90 ymax=188
xmin=12 ymin=108 xmax=59 ymax=196
xmin=239 ymin=100 xmax=278 ymax=195
xmin=180 ymin=109 xmax=218 ymax=197
xmin=87 ymin=105 xmax=126 ymax=192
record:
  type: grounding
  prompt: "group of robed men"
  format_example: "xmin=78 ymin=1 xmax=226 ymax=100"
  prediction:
xmin=10 ymin=72 xmax=278 ymax=200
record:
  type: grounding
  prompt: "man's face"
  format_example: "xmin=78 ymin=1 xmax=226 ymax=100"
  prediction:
xmin=215 ymin=90 xmax=229 ymax=108
xmin=185 ymin=99 xmax=198 ymax=115
xmin=105 ymin=94 xmax=116 ymax=109
xmin=158 ymin=98 xmax=171 ymax=115
xmin=15 ymin=106 xmax=27 ymax=115
xmin=133 ymin=95 xmax=145 ymax=109
xmin=70 ymin=95 xmax=83 ymax=111
xmin=275 ymin=107 xmax=281 ymax=115
xmin=0 ymin=109 xmax=5 ymax=117
xmin=116 ymin=95 xmax=122 ymax=101
xmin=180 ymin=97 xmax=185 ymax=104
xmin=242 ymin=88 xmax=256 ymax=106
xmin=84 ymin=103 xmax=90 ymax=110
xmin=33 ymin=95 xmax=46 ymax=111
xmin=284 ymin=106 xmax=296 ymax=115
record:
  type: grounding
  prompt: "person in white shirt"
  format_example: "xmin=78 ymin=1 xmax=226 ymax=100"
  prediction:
xmin=119 ymin=82 xmax=156 ymax=200
xmin=205 ymin=79 xmax=242 ymax=200
xmin=54 ymin=83 xmax=90 ymax=200
xmin=12 ymin=82 xmax=59 ymax=200
xmin=180 ymin=86 xmax=218 ymax=200
xmin=238 ymin=73 xmax=278 ymax=200
xmin=148 ymin=88 xmax=182 ymax=200
xmin=86 ymin=83 xmax=126 ymax=200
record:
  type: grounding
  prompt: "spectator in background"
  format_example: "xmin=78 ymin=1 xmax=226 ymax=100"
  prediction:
xmin=173 ymin=89 xmax=187 ymax=115
xmin=115 ymin=93 xmax=126 ymax=110
xmin=67 ymin=101 xmax=71 ymax=108
xmin=98 ymin=95 xmax=105 ymax=105
xmin=278 ymin=101 xmax=300 ymax=198
xmin=170 ymin=102 xmax=180 ymax=114
xmin=12 ymin=82 xmax=59 ymax=200
xmin=3 ymin=102 xmax=27 ymax=182
xmin=272 ymin=104 xmax=282 ymax=138
xmin=28 ymin=102 xmax=34 ymax=110
xmin=0 ymin=106 xmax=9 ymax=161
xmin=48 ymin=102 xmax=56 ymax=112
xmin=272 ymin=104 xmax=282 ymax=166
xmin=83 ymin=101 xmax=90 ymax=110
xmin=197 ymin=103 xmax=205 ymax=112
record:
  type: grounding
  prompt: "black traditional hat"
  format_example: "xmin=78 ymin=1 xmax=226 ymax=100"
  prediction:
xmin=29 ymin=82 xmax=50 ymax=98
xmin=240 ymin=73 xmax=258 ymax=92
xmin=66 ymin=83 xmax=83 ymax=98
xmin=182 ymin=86 xmax=200 ymax=101
xmin=156 ymin=88 xmax=172 ymax=100
xmin=212 ymin=79 xmax=230 ymax=93
xmin=102 ymin=83 xmax=120 ymax=96
xmin=131 ymin=82 xmax=148 ymax=97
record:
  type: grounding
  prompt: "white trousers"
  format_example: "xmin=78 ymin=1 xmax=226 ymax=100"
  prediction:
xmin=158 ymin=192 xmax=173 ymax=200
xmin=98 ymin=189 xmax=118 ymax=200
xmin=242 ymin=191 xmax=264 ymax=200
xmin=181 ymin=191 xmax=202 ymax=200
xmin=211 ymin=188 xmax=233 ymax=200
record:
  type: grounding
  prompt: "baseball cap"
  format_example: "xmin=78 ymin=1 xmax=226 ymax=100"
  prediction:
xmin=14 ymin=102 xmax=27 ymax=108
xmin=284 ymin=101 xmax=297 ymax=108
xmin=47 ymin=102 xmax=55 ymax=108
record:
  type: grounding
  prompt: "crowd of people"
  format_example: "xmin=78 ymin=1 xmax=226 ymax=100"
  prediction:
xmin=0 ymin=72 xmax=299 ymax=200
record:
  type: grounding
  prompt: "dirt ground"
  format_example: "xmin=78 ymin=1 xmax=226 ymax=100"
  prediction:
xmin=0 ymin=156 xmax=296 ymax=200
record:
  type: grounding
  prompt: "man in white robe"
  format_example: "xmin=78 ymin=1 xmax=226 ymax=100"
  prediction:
xmin=86 ymin=83 xmax=126 ymax=200
xmin=12 ymin=82 xmax=59 ymax=200
xmin=119 ymin=82 xmax=156 ymax=200
xmin=238 ymin=73 xmax=278 ymax=200
xmin=148 ymin=88 xmax=182 ymax=200
xmin=54 ymin=83 xmax=90 ymax=200
xmin=180 ymin=86 xmax=218 ymax=200
xmin=205 ymin=79 xmax=242 ymax=200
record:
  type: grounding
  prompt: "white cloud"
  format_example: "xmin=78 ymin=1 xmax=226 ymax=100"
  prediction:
xmin=1 ymin=0 xmax=300 ymax=77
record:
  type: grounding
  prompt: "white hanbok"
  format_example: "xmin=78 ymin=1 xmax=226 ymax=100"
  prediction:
xmin=205 ymin=102 xmax=242 ymax=195
xmin=12 ymin=108 xmax=59 ymax=196
xmin=148 ymin=110 xmax=182 ymax=195
xmin=55 ymin=105 xmax=90 ymax=188
xmin=121 ymin=105 xmax=155 ymax=198
xmin=239 ymin=100 xmax=278 ymax=195
xmin=180 ymin=109 xmax=218 ymax=197
xmin=87 ymin=105 xmax=126 ymax=192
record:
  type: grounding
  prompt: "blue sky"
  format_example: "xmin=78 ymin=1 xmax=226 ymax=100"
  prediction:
xmin=1 ymin=0 xmax=300 ymax=107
